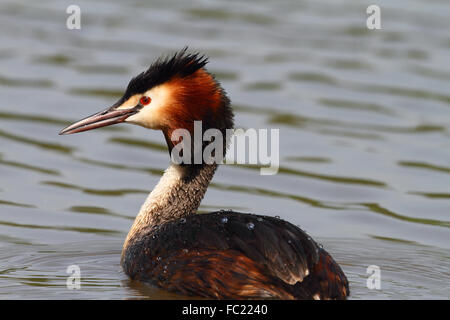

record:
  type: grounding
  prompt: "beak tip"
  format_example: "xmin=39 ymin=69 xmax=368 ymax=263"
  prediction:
xmin=59 ymin=128 xmax=69 ymax=135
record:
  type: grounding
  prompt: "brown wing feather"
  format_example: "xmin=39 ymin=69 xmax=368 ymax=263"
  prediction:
xmin=297 ymin=248 xmax=349 ymax=299
xmin=143 ymin=248 xmax=297 ymax=299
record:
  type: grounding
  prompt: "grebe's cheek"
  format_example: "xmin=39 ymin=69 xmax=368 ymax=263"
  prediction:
xmin=125 ymin=107 xmax=164 ymax=130
xmin=124 ymin=84 xmax=174 ymax=130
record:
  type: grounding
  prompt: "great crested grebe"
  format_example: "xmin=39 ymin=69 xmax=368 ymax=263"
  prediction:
xmin=60 ymin=49 xmax=349 ymax=299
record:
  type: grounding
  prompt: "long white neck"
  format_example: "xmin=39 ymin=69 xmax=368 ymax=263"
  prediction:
xmin=123 ymin=163 xmax=217 ymax=248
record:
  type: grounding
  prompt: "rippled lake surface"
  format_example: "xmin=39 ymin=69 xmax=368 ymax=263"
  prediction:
xmin=0 ymin=0 xmax=449 ymax=299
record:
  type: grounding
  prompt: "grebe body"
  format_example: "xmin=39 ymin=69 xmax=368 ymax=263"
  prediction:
xmin=123 ymin=210 xmax=348 ymax=299
xmin=60 ymin=49 xmax=349 ymax=300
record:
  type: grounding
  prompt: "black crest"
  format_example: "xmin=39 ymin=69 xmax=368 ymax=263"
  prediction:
xmin=122 ymin=48 xmax=208 ymax=100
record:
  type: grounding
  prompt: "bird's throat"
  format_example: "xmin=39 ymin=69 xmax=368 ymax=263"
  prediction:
xmin=122 ymin=163 xmax=217 ymax=250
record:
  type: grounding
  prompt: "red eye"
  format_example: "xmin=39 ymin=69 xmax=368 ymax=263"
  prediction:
xmin=140 ymin=96 xmax=151 ymax=105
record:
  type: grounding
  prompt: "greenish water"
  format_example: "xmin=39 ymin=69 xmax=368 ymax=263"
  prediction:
xmin=0 ymin=0 xmax=449 ymax=299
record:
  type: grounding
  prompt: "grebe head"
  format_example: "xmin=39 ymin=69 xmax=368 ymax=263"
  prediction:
xmin=59 ymin=49 xmax=233 ymax=156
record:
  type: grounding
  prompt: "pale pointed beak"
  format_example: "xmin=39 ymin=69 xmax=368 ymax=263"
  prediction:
xmin=59 ymin=106 xmax=140 ymax=135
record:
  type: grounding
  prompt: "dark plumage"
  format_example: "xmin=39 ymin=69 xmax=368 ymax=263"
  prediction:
xmin=122 ymin=211 xmax=349 ymax=299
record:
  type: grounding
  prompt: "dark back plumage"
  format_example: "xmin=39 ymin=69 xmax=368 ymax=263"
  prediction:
xmin=122 ymin=211 xmax=349 ymax=299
